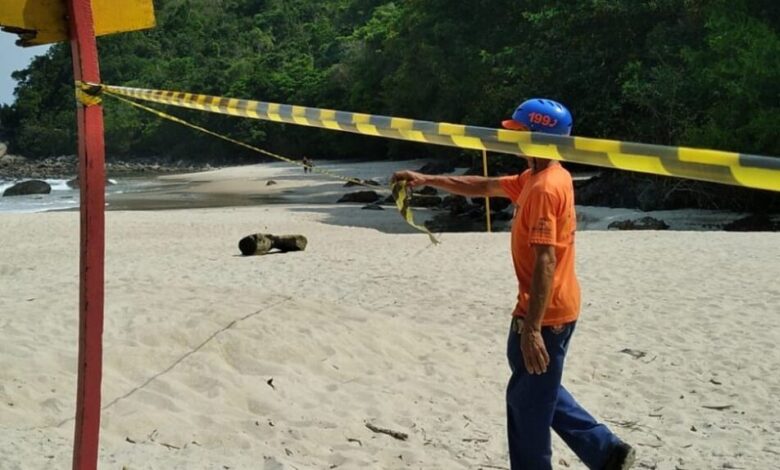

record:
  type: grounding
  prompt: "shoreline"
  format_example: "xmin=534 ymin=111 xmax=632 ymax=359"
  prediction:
xmin=2 ymin=160 xmax=777 ymax=231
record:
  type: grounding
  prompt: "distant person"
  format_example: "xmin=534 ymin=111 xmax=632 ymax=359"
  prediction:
xmin=392 ymin=99 xmax=634 ymax=470
xmin=302 ymin=157 xmax=310 ymax=173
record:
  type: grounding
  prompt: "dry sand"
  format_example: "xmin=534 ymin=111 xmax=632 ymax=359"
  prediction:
xmin=1 ymin=162 xmax=779 ymax=469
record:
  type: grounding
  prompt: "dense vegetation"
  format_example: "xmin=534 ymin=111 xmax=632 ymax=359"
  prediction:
xmin=1 ymin=0 xmax=778 ymax=169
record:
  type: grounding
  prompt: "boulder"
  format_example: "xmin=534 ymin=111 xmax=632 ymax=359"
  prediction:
xmin=575 ymin=171 xmax=641 ymax=208
xmin=491 ymin=210 xmax=513 ymax=222
xmin=3 ymin=180 xmax=52 ymax=197
xmin=471 ymin=196 xmax=511 ymax=212
xmin=338 ymin=190 xmax=380 ymax=203
xmin=416 ymin=186 xmax=438 ymax=196
xmin=608 ymin=216 xmax=669 ymax=230
xmin=441 ymin=195 xmax=470 ymax=214
xmin=344 ymin=178 xmax=381 ymax=187
xmin=723 ymin=214 xmax=779 ymax=232
xmin=409 ymin=195 xmax=442 ymax=208
xmin=0 ymin=153 xmax=27 ymax=166
xmin=417 ymin=161 xmax=456 ymax=174
xmin=266 ymin=180 xmax=277 ymax=186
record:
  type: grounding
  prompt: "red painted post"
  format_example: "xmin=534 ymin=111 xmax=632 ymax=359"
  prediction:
xmin=67 ymin=0 xmax=106 ymax=469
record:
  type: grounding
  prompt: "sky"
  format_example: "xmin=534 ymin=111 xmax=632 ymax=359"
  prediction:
xmin=0 ymin=34 xmax=51 ymax=105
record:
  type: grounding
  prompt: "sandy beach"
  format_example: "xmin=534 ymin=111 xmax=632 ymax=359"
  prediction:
xmin=1 ymin=162 xmax=779 ymax=469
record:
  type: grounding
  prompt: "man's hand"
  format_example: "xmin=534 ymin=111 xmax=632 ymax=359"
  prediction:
xmin=391 ymin=170 xmax=428 ymax=188
xmin=520 ymin=326 xmax=549 ymax=375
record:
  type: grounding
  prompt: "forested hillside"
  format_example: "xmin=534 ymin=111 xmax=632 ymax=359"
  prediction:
xmin=1 ymin=0 xmax=778 ymax=164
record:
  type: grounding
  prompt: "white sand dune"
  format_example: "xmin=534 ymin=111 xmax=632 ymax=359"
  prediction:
xmin=1 ymin=163 xmax=779 ymax=469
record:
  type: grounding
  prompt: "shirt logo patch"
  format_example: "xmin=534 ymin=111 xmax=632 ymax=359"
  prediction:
xmin=532 ymin=218 xmax=553 ymax=238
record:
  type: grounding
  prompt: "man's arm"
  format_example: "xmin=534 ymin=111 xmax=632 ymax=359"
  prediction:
xmin=391 ymin=170 xmax=510 ymax=198
xmin=521 ymin=244 xmax=556 ymax=374
xmin=525 ymin=244 xmax=556 ymax=329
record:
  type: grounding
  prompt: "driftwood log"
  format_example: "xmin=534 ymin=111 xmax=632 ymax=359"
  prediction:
xmin=238 ymin=233 xmax=308 ymax=256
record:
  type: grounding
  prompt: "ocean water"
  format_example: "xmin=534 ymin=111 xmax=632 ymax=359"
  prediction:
xmin=0 ymin=177 xmax=163 ymax=213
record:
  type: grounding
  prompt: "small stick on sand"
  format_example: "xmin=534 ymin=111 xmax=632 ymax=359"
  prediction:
xmin=702 ymin=404 xmax=733 ymax=410
xmin=365 ymin=422 xmax=408 ymax=441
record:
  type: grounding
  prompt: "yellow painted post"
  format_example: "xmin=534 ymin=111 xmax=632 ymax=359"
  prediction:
xmin=482 ymin=149 xmax=491 ymax=232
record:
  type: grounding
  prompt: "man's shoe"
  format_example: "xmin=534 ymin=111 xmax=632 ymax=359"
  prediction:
xmin=603 ymin=441 xmax=635 ymax=470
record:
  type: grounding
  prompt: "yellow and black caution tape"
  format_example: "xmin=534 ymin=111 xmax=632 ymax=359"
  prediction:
xmin=87 ymin=82 xmax=780 ymax=193
xmin=391 ymin=181 xmax=440 ymax=245
xmin=75 ymin=81 xmax=102 ymax=106
xmin=93 ymin=85 xmax=441 ymax=243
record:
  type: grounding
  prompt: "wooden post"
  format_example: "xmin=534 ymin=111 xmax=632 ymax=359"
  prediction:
xmin=482 ymin=149 xmax=492 ymax=233
xmin=67 ymin=1 xmax=106 ymax=469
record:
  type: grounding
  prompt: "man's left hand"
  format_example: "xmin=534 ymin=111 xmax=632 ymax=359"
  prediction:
xmin=520 ymin=327 xmax=549 ymax=375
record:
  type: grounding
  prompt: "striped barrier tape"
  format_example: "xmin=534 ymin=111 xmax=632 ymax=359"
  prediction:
xmin=75 ymin=82 xmax=102 ymax=106
xmin=96 ymin=86 xmax=441 ymax=243
xmin=89 ymin=83 xmax=780 ymax=193
xmin=391 ymin=181 xmax=440 ymax=245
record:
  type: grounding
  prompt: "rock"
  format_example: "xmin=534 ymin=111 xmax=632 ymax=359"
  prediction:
xmin=465 ymin=154 xmax=526 ymax=177
xmin=344 ymin=178 xmax=381 ymax=187
xmin=491 ymin=210 xmax=513 ymax=221
xmin=362 ymin=203 xmax=384 ymax=210
xmin=441 ymin=195 xmax=470 ymax=214
xmin=471 ymin=196 xmax=511 ymax=213
xmin=409 ymin=195 xmax=442 ymax=208
xmin=608 ymin=216 xmax=669 ymax=230
xmin=266 ymin=180 xmax=277 ymax=186
xmin=3 ymin=180 xmax=52 ymax=197
xmin=637 ymin=183 xmax=666 ymax=212
xmin=417 ymin=161 xmax=456 ymax=175
xmin=575 ymin=171 xmax=641 ymax=208
xmin=337 ymin=190 xmax=380 ymax=203
xmin=416 ymin=186 xmax=438 ymax=196
xmin=0 ymin=153 xmax=27 ymax=165
xmin=723 ymin=214 xmax=779 ymax=232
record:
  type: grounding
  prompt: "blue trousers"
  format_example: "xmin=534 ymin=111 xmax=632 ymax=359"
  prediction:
xmin=506 ymin=320 xmax=619 ymax=470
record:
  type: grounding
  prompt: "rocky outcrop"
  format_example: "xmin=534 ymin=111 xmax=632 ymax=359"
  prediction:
xmin=471 ymin=196 xmax=511 ymax=213
xmin=0 ymin=155 xmax=214 ymax=180
xmin=723 ymin=214 xmax=779 ymax=232
xmin=607 ymin=217 xmax=669 ymax=230
xmin=416 ymin=161 xmax=456 ymax=174
xmin=338 ymin=190 xmax=381 ymax=203
xmin=344 ymin=179 xmax=381 ymax=187
xmin=575 ymin=170 xmax=780 ymax=213
xmin=3 ymin=180 xmax=52 ymax=197
xmin=409 ymin=195 xmax=442 ymax=208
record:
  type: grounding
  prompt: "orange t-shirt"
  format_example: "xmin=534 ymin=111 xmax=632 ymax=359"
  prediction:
xmin=499 ymin=164 xmax=580 ymax=325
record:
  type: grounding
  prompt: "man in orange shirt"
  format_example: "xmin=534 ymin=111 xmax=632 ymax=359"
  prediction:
xmin=392 ymin=99 xmax=634 ymax=470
